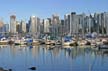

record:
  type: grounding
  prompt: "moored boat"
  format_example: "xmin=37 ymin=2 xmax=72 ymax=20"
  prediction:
xmin=78 ymin=40 xmax=87 ymax=46
xmin=62 ymin=36 xmax=77 ymax=46
xmin=45 ymin=40 xmax=55 ymax=45
xmin=0 ymin=37 xmax=9 ymax=45
xmin=25 ymin=38 xmax=33 ymax=45
xmin=0 ymin=40 xmax=8 ymax=45
xmin=32 ymin=39 xmax=40 ymax=46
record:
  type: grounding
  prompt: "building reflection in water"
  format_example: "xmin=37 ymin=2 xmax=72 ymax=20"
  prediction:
xmin=31 ymin=46 xmax=39 ymax=58
xmin=0 ymin=45 xmax=108 ymax=59
xmin=0 ymin=45 xmax=108 ymax=71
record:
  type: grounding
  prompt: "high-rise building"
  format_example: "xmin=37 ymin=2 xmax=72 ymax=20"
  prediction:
xmin=21 ymin=20 xmax=26 ymax=33
xmin=29 ymin=16 xmax=36 ymax=33
xmin=37 ymin=17 xmax=41 ymax=35
xmin=52 ymin=14 xmax=60 ymax=24
xmin=99 ymin=12 xmax=108 ymax=35
xmin=97 ymin=13 xmax=102 ymax=34
xmin=47 ymin=18 xmax=51 ymax=25
xmin=59 ymin=20 xmax=64 ymax=36
xmin=16 ymin=21 xmax=20 ymax=33
xmin=26 ymin=20 xmax=30 ymax=33
xmin=86 ymin=15 xmax=94 ymax=34
xmin=29 ymin=16 xmax=40 ymax=38
xmin=39 ymin=20 xmax=44 ymax=37
xmin=94 ymin=13 xmax=99 ymax=34
xmin=101 ymin=13 xmax=106 ymax=35
xmin=96 ymin=13 xmax=106 ymax=35
xmin=0 ymin=20 xmax=4 ymax=33
xmin=70 ymin=12 xmax=79 ymax=36
xmin=10 ymin=15 xmax=17 ymax=34
xmin=47 ymin=18 xmax=52 ymax=34
xmin=43 ymin=19 xmax=50 ymax=33
xmin=104 ymin=12 xmax=108 ymax=35
xmin=50 ymin=14 xmax=60 ymax=38
xmin=4 ymin=24 xmax=9 ymax=33
xmin=77 ymin=13 xmax=86 ymax=35
xmin=64 ymin=14 xmax=70 ymax=35
xmin=0 ymin=20 xmax=4 ymax=28
xmin=0 ymin=19 xmax=9 ymax=34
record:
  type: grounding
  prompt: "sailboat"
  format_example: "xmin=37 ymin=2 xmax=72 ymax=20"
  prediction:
xmin=63 ymin=36 xmax=76 ymax=46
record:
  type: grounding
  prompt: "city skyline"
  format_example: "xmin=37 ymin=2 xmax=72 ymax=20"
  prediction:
xmin=0 ymin=12 xmax=107 ymax=37
xmin=0 ymin=0 xmax=108 ymax=23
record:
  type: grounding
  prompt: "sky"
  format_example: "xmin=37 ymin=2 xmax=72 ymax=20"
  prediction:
xmin=0 ymin=0 xmax=108 ymax=23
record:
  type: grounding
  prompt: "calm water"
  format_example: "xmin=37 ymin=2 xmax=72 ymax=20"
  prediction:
xmin=0 ymin=45 xmax=108 ymax=71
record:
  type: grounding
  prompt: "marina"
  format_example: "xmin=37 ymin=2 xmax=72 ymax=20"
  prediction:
xmin=0 ymin=35 xmax=108 ymax=48
xmin=0 ymin=0 xmax=108 ymax=71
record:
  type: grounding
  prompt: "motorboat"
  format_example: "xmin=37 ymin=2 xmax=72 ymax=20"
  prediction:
xmin=45 ymin=40 xmax=55 ymax=45
xmin=78 ymin=40 xmax=87 ymax=46
xmin=32 ymin=39 xmax=40 ymax=46
xmin=0 ymin=37 xmax=9 ymax=45
xmin=62 ymin=36 xmax=76 ymax=46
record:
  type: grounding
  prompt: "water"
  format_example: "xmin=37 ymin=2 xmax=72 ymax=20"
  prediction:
xmin=0 ymin=45 xmax=108 ymax=71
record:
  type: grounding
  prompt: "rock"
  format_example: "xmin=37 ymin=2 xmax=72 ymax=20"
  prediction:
xmin=8 ymin=69 xmax=12 ymax=71
xmin=29 ymin=67 xmax=36 ymax=70
xmin=0 ymin=67 xmax=3 ymax=70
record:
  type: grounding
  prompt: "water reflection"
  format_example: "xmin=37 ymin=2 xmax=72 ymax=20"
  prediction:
xmin=0 ymin=45 xmax=108 ymax=71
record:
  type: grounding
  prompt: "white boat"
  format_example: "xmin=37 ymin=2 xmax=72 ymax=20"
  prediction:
xmin=102 ymin=39 xmax=107 ymax=43
xmin=96 ymin=39 xmax=103 ymax=45
xmin=62 ymin=36 xmax=76 ymax=46
xmin=45 ymin=40 xmax=55 ymax=45
xmin=32 ymin=39 xmax=40 ymax=45
xmin=63 ymin=40 xmax=75 ymax=46
xmin=20 ymin=40 xmax=27 ymax=45
xmin=78 ymin=40 xmax=87 ymax=46
xmin=55 ymin=40 xmax=62 ymax=45
xmin=0 ymin=37 xmax=9 ymax=45
xmin=90 ymin=40 xmax=97 ymax=46
xmin=14 ymin=38 xmax=26 ymax=45
xmin=63 ymin=42 xmax=71 ymax=46
xmin=0 ymin=40 xmax=8 ymax=45
xmin=14 ymin=40 xmax=20 ymax=44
